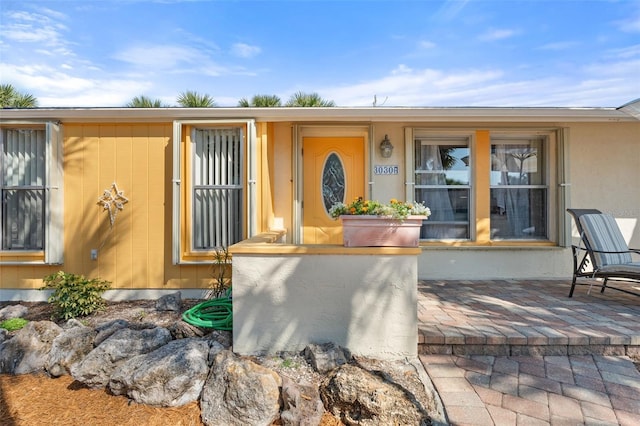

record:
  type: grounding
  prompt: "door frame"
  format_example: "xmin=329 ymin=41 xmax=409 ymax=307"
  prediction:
xmin=293 ymin=125 xmax=372 ymax=244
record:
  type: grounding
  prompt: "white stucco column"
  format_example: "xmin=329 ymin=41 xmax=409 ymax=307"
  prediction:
xmin=230 ymin=240 xmax=419 ymax=360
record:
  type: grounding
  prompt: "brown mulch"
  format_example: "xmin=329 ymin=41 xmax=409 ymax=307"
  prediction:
xmin=0 ymin=374 xmax=341 ymax=426
xmin=0 ymin=300 xmax=343 ymax=425
xmin=0 ymin=374 xmax=204 ymax=426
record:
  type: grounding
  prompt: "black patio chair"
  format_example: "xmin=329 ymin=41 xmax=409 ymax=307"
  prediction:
xmin=567 ymin=209 xmax=640 ymax=297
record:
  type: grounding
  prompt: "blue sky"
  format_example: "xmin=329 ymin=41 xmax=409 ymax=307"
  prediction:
xmin=1 ymin=0 xmax=639 ymax=108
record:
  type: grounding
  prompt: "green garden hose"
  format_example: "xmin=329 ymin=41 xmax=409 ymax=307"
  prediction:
xmin=182 ymin=289 xmax=232 ymax=331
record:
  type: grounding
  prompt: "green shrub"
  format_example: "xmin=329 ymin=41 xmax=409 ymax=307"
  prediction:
xmin=41 ymin=271 xmax=111 ymax=320
xmin=0 ymin=317 xmax=29 ymax=331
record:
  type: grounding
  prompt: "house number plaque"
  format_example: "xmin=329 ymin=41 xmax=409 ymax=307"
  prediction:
xmin=373 ymin=165 xmax=399 ymax=175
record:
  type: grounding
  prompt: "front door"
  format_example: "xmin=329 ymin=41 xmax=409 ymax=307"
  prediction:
xmin=302 ymin=137 xmax=365 ymax=244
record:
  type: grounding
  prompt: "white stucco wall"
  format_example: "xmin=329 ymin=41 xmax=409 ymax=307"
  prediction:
xmin=417 ymin=247 xmax=572 ymax=280
xmin=232 ymin=252 xmax=418 ymax=359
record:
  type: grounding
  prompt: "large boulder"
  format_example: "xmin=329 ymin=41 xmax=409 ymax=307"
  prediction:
xmin=0 ymin=304 xmax=29 ymax=321
xmin=71 ymin=326 xmax=172 ymax=388
xmin=200 ymin=350 xmax=282 ymax=426
xmin=45 ymin=323 xmax=97 ymax=377
xmin=94 ymin=319 xmax=131 ymax=346
xmin=280 ymin=376 xmax=325 ymax=426
xmin=304 ymin=343 xmax=351 ymax=374
xmin=156 ymin=291 xmax=182 ymax=311
xmin=320 ymin=363 xmax=429 ymax=426
xmin=109 ymin=337 xmax=210 ymax=407
xmin=0 ymin=321 xmax=62 ymax=374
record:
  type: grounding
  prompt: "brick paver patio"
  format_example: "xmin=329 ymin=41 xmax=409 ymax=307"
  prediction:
xmin=417 ymin=280 xmax=640 ymax=425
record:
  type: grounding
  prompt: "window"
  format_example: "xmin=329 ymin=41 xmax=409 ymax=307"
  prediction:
xmin=490 ymin=136 xmax=548 ymax=240
xmin=1 ymin=128 xmax=45 ymax=250
xmin=0 ymin=123 xmax=63 ymax=263
xmin=192 ymin=128 xmax=243 ymax=249
xmin=172 ymin=120 xmax=255 ymax=264
xmin=409 ymin=129 xmax=560 ymax=245
xmin=414 ymin=136 xmax=471 ymax=239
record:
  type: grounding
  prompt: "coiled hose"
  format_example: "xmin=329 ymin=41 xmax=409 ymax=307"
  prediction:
xmin=182 ymin=288 xmax=232 ymax=331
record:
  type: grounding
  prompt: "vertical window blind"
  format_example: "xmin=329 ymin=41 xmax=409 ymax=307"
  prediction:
xmin=1 ymin=128 xmax=46 ymax=250
xmin=192 ymin=128 xmax=243 ymax=249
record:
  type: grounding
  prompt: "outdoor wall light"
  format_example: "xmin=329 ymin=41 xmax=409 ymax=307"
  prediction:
xmin=379 ymin=134 xmax=393 ymax=158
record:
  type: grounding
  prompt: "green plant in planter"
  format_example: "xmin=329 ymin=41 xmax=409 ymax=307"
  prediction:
xmin=0 ymin=317 xmax=29 ymax=331
xmin=41 ymin=271 xmax=111 ymax=320
xmin=329 ymin=197 xmax=431 ymax=220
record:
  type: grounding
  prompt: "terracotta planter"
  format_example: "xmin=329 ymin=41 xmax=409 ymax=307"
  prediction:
xmin=340 ymin=215 xmax=424 ymax=247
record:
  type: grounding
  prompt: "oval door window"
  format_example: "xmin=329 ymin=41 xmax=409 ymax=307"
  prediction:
xmin=322 ymin=152 xmax=346 ymax=215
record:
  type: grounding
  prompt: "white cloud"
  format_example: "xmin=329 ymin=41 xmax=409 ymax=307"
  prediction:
xmin=321 ymin=56 xmax=639 ymax=108
xmin=418 ymin=41 xmax=437 ymax=49
xmin=231 ymin=43 xmax=261 ymax=58
xmin=616 ymin=12 xmax=640 ymax=33
xmin=479 ymin=28 xmax=518 ymax=41
xmin=2 ymin=10 xmax=69 ymax=47
xmin=113 ymin=44 xmax=204 ymax=69
xmin=538 ymin=41 xmax=580 ymax=51
xmin=0 ymin=62 xmax=151 ymax=107
xmin=607 ymin=44 xmax=640 ymax=59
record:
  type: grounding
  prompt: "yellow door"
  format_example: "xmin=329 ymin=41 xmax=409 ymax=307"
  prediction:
xmin=303 ymin=137 xmax=365 ymax=244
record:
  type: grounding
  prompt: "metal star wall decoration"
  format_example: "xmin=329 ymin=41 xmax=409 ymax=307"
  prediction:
xmin=97 ymin=182 xmax=129 ymax=226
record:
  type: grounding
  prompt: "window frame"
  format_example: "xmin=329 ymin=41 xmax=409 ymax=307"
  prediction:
xmin=406 ymin=128 xmax=562 ymax=246
xmin=0 ymin=122 xmax=63 ymax=264
xmin=172 ymin=119 xmax=256 ymax=264
xmin=489 ymin=133 xmax=551 ymax=241
xmin=412 ymin=132 xmax=474 ymax=241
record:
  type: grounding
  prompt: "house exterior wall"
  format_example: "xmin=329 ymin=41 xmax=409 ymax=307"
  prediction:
xmin=1 ymin=114 xmax=638 ymax=295
xmin=0 ymin=123 xmax=215 ymax=296
xmin=268 ymin=120 xmax=639 ymax=280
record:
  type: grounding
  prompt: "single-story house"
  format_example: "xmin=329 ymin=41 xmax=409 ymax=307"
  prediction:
xmin=1 ymin=100 xmax=639 ymax=301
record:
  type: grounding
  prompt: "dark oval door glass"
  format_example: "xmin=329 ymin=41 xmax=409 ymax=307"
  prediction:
xmin=322 ymin=152 xmax=345 ymax=214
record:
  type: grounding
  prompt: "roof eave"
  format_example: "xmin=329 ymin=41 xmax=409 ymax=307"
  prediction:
xmin=0 ymin=106 xmax=636 ymax=123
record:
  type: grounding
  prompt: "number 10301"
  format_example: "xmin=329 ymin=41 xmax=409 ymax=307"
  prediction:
xmin=373 ymin=165 xmax=399 ymax=175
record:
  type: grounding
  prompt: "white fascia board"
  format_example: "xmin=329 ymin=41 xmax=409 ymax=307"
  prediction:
xmin=0 ymin=106 xmax=637 ymax=123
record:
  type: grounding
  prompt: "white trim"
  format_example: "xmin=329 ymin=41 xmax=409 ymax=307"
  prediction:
xmin=1 ymin=105 xmax=637 ymax=123
xmin=172 ymin=121 xmax=182 ymax=264
xmin=45 ymin=122 xmax=64 ymax=264
xmin=247 ymin=120 xmax=257 ymax=238
xmin=557 ymin=128 xmax=571 ymax=247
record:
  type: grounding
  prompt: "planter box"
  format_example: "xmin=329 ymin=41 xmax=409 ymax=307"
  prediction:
xmin=340 ymin=215 xmax=424 ymax=247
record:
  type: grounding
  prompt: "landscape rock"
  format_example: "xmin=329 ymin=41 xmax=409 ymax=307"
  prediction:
xmin=304 ymin=343 xmax=351 ymax=374
xmin=167 ymin=320 xmax=206 ymax=339
xmin=156 ymin=291 xmax=182 ymax=312
xmin=63 ymin=318 xmax=87 ymax=329
xmin=280 ymin=376 xmax=325 ymax=426
xmin=0 ymin=328 xmax=7 ymax=343
xmin=45 ymin=325 xmax=97 ymax=377
xmin=93 ymin=319 xmax=131 ymax=346
xmin=109 ymin=337 xmax=210 ymax=407
xmin=201 ymin=349 xmax=282 ymax=426
xmin=71 ymin=326 xmax=172 ymax=388
xmin=0 ymin=304 xmax=29 ymax=321
xmin=206 ymin=329 xmax=232 ymax=348
xmin=0 ymin=321 xmax=62 ymax=374
xmin=320 ymin=363 xmax=430 ymax=426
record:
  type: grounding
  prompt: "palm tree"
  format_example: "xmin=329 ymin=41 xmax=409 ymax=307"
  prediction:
xmin=176 ymin=91 xmax=215 ymax=107
xmin=0 ymin=84 xmax=38 ymax=108
xmin=126 ymin=95 xmax=165 ymax=108
xmin=238 ymin=94 xmax=282 ymax=107
xmin=285 ymin=91 xmax=335 ymax=107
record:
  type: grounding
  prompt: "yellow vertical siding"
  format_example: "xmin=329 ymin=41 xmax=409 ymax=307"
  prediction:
xmin=475 ymin=130 xmax=491 ymax=243
xmin=1 ymin=123 xmax=214 ymax=291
